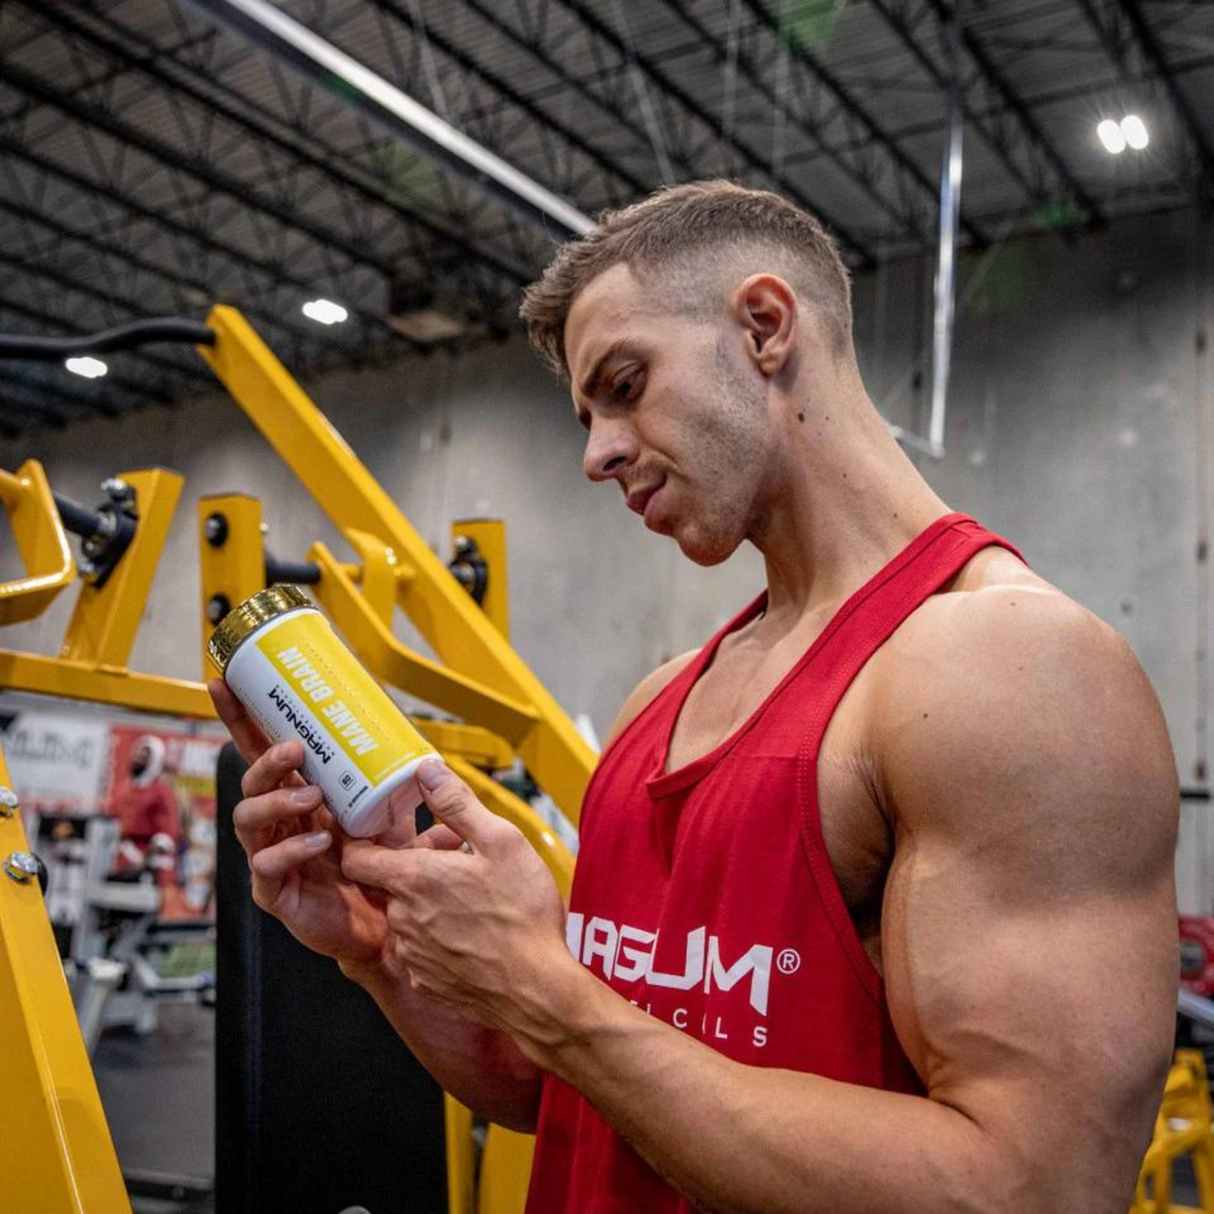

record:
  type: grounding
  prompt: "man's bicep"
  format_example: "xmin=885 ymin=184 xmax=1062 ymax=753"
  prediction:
xmin=884 ymin=851 xmax=1175 ymax=1117
xmin=877 ymin=588 xmax=1177 ymax=1204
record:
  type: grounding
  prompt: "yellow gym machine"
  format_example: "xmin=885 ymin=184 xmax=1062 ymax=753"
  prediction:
xmin=0 ymin=306 xmax=594 ymax=1213
xmin=1131 ymin=1050 xmax=1214 ymax=1213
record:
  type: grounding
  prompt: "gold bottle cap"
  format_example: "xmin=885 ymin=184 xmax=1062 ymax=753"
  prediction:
xmin=207 ymin=585 xmax=314 ymax=673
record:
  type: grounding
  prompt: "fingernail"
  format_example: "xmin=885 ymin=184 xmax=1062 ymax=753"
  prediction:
xmin=292 ymin=787 xmax=320 ymax=807
xmin=303 ymin=830 xmax=330 ymax=851
xmin=417 ymin=759 xmax=452 ymax=791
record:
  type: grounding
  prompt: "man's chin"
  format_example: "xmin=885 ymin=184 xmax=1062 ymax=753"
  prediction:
xmin=672 ymin=525 xmax=739 ymax=568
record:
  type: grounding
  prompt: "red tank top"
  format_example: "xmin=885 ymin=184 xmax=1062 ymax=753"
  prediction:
xmin=525 ymin=513 xmax=1024 ymax=1213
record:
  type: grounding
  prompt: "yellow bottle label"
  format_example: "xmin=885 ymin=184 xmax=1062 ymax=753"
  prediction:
xmin=257 ymin=613 xmax=433 ymax=784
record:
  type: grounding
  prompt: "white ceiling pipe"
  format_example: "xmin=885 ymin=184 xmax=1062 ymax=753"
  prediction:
xmin=185 ymin=0 xmax=595 ymax=238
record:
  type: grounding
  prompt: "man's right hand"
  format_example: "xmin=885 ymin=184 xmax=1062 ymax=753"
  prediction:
xmin=210 ymin=678 xmax=389 ymax=967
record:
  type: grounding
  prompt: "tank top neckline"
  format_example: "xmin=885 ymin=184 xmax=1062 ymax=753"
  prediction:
xmin=645 ymin=511 xmax=975 ymax=800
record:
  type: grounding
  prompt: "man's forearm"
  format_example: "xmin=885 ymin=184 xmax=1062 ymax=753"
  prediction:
xmin=340 ymin=955 xmax=543 ymax=1131
xmin=516 ymin=966 xmax=1021 ymax=1214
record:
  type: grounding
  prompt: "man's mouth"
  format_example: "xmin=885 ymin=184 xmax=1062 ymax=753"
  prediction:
xmin=626 ymin=479 xmax=665 ymax=518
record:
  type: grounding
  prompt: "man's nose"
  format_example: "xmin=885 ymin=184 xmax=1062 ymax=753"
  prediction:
xmin=582 ymin=420 xmax=638 ymax=482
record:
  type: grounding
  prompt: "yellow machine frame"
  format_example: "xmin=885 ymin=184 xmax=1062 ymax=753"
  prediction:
xmin=0 ymin=306 xmax=590 ymax=1212
xmin=0 ymin=748 xmax=131 ymax=1213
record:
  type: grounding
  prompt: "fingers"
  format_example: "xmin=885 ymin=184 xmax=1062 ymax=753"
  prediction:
xmin=415 ymin=761 xmax=502 ymax=851
xmin=251 ymin=829 xmax=331 ymax=888
xmin=241 ymin=740 xmax=307 ymax=799
xmin=368 ymin=793 xmax=421 ymax=850
xmin=341 ymin=838 xmax=406 ymax=890
xmin=210 ymin=678 xmax=273 ymax=766
xmin=233 ymin=783 xmax=324 ymax=851
xmin=412 ymin=823 xmax=466 ymax=851
xmin=342 ymin=838 xmax=445 ymax=892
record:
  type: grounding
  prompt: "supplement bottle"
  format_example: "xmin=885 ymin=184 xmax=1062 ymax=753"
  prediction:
xmin=208 ymin=585 xmax=437 ymax=837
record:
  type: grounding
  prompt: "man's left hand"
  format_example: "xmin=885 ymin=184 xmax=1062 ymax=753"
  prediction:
xmin=341 ymin=759 xmax=576 ymax=1048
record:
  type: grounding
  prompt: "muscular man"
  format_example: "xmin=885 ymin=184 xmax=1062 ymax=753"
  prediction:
xmin=212 ymin=181 xmax=1179 ymax=1212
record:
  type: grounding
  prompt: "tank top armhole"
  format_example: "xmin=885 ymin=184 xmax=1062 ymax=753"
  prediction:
xmin=792 ymin=527 xmax=1026 ymax=1011
xmin=796 ymin=730 xmax=887 ymax=1008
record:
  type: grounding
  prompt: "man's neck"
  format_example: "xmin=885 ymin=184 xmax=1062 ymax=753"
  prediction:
xmin=750 ymin=385 xmax=952 ymax=634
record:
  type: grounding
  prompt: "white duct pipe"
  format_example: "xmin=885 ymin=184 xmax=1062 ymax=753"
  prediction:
xmin=186 ymin=0 xmax=595 ymax=238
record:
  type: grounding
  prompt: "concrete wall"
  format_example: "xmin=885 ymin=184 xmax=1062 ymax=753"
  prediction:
xmin=3 ymin=206 xmax=1211 ymax=903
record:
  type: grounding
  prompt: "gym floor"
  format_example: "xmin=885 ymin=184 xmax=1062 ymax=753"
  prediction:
xmin=95 ymin=1003 xmax=215 ymax=1214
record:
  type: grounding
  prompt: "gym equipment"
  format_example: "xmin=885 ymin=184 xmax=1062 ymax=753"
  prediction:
xmin=56 ymin=814 xmax=215 ymax=1051
xmin=215 ymin=740 xmax=449 ymax=1213
xmin=0 ymin=750 xmax=130 ymax=1212
xmin=0 ymin=307 xmax=591 ymax=1211
xmin=1132 ymin=1050 xmax=1214 ymax=1213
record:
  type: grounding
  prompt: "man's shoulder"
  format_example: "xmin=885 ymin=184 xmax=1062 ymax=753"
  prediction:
xmin=886 ymin=553 xmax=1124 ymax=691
xmin=870 ymin=553 xmax=1176 ymax=855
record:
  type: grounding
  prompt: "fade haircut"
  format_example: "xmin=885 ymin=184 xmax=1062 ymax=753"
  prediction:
xmin=520 ymin=180 xmax=853 ymax=380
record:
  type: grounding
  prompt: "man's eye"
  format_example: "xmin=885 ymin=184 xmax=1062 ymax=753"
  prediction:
xmin=613 ymin=371 xmax=642 ymax=401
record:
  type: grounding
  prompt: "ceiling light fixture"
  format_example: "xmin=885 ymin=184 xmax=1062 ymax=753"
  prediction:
xmin=1121 ymin=114 xmax=1149 ymax=151
xmin=64 ymin=355 xmax=108 ymax=378
xmin=1097 ymin=118 xmax=1127 ymax=154
xmin=302 ymin=298 xmax=349 ymax=325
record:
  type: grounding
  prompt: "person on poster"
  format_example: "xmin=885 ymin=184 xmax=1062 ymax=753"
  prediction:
xmin=108 ymin=735 xmax=180 ymax=887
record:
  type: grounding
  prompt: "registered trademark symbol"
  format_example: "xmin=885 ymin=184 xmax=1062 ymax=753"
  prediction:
xmin=777 ymin=948 xmax=801 ymax=975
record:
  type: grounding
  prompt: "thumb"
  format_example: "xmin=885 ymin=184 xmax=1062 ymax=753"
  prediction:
xmin=416 ymin=760 xmax=497 ymax=850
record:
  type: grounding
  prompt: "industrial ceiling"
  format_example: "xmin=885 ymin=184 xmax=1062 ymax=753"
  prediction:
xmin=0 ymin=0 xmax=1210 ymax=432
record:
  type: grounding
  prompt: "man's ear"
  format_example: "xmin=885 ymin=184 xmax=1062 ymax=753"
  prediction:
xmin=730 ymin=274 xmax=797 ymax=377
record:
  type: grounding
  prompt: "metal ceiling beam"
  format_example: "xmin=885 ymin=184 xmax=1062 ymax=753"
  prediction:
xmin=0 ymin=60 xmax=401 ymax=311
xmin=0 ymin=372 xmax=88 ymax=429
xmin=0 ymin=194 xmax=366 ymax=363
xmin=0 ymin=301 xmax=162 ymax=416
xmin=1117 ymin=0 xmax=1214 ymax=198
xmin=1075 ymin=0 xmax=1214 ymax=202
xmin=183 ymin=0 xmax=594 ymax=237
xmin=0 ymin=247 xmax=215 ymax=391
xmin=0 ymin=127 xmax=392 ymax=360
xmin=25 ymin=0 xmax=537 ymax=292
xmin=0 ymin=136 xmax=400 ymax=374
xmin=0 ymin=293 xmax=215 ymax=415
xmin=774 ymin=50 xmax=1214 ymax=172
xmin=870 ymin=0 xmax=1105 ymax=228
xmin=449 ymin=0 xmax=702 ymax=185
xmin=734 ymin=0 xmax=990 ymax=248
xmin=546 ymin=0 xmax=878 ymax=264
xmin=658 ymin=0 xmax=953 ymax=250
xmin=0 ymin=141 xmax=320 ymax=375
xmin=0 ymin=364 xmax=106 ymax=425
xmin=364 ymin=0 xmax=651 ymax=204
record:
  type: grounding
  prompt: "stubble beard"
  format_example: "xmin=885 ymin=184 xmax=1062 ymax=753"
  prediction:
xmin=673 ymin=340 xmax=771 ymax=566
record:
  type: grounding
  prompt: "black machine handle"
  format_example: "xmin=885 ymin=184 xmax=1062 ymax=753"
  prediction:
xmin=52 ymin=480 xmax=139 ymax=589
xmin=0 ymin=317 xmax=215 ymax=361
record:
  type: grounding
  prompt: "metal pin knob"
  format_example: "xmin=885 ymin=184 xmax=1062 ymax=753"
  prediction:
xmin=4 ymin=851 xmax=40 ymax=884
xmin=205 ymin=512 xmax=229 ymax=547
xmin=0 ymin=787 xmax=17 ymax=818
xmin=100 ymin=476 xmax=131 ymax=500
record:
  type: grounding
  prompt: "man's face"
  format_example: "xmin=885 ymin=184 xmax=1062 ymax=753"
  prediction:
xmin=565 ymin=264 xmax=774 ymax=566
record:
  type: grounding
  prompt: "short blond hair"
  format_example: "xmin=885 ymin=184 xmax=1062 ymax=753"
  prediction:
xmin=520 ymin=180 xmax=853 ymax=379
